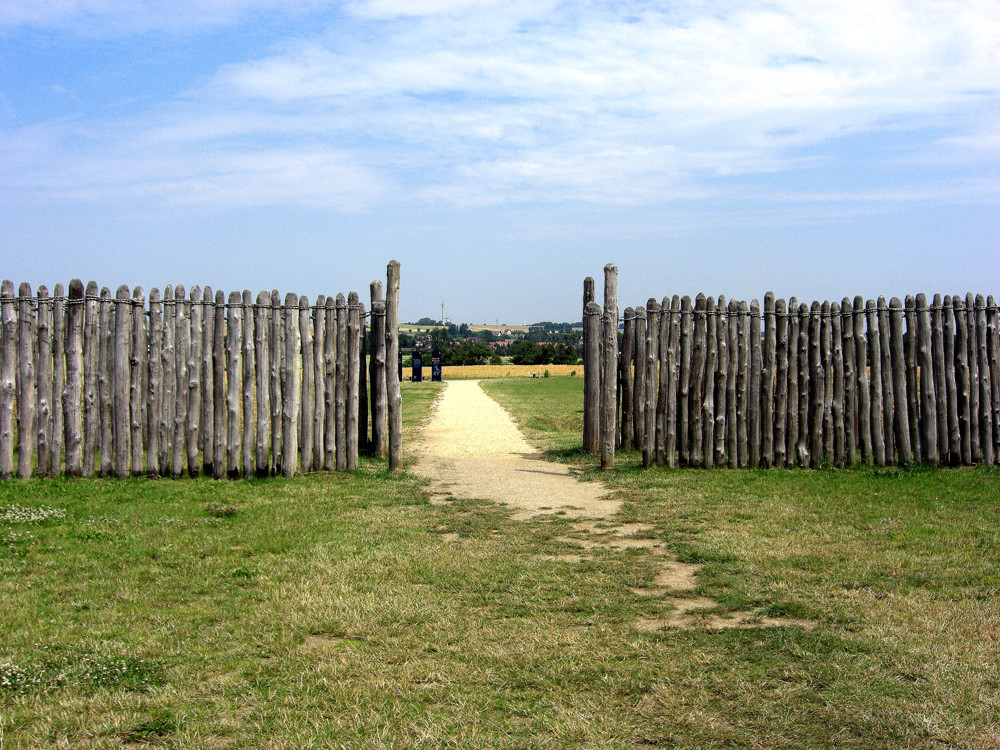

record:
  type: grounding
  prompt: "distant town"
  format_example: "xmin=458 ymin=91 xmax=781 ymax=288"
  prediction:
xmin=398 ymin=319 xmax=583 ymax=366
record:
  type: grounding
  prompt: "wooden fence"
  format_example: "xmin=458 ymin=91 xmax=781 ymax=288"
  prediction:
xmin=582 ymin=267 xmax=1000 ymax=470
xmin=0 ymin=260 xmax=403 ymax=479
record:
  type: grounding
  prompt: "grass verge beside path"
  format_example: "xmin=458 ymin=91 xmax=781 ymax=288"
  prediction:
xmin=483 ymin=376 xmax=1000 ymax=749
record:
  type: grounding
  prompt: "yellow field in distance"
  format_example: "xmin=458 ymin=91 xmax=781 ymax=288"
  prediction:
xmin=401 ymin=364 xmax=581 ymax=380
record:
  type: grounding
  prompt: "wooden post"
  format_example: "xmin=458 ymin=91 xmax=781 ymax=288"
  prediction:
xmin=358 ymin=302 xmax=368 ymax=453
xmin=582 ymin=276 xmax=596 ymax=452
xmin=299 ymin=294 xmax=314 ymax=473
xmin=821 ymin=301 xmax=833 ymax=463
xmin=185 ymin=286 xmax=201 ymax=477
xmin=889 ymin=298 xmax=912 ymax=464
xmin=725 ymin=298 xmax=738 ymax=468
xmin=877 ymin=297 xmax=894 ymax=462
xmin=620 ymin=307 xmax=635 ymax=450
xmin=159 ymin=285 xmax=175 ymax=472
xmin=975 ymin=293 xmax=992 ymax=464
xmin=271 ymin=290 xmax=284 ymax=475
xmin=659 ymin=295 xmax=675 ymax=466
xmin=679 ymin=296 xmax=693 ymax=465
xmin=97 ymin=287 xmax=111 ymax=477
xmin=201 ymin=286 xmax=214 ymax=475
xmin=235 ymin=290 xmax=251 ymax=478
xmin=954 ymin=296 xmax=971 ymax=465
xmin=916 ymin=293 xmax=939 ymax=464
xmin=347 ymin=292 xmax=361 ymax=473
xmin=644 ymin=298 xmax=660 ymax=468
xmin=147 ymin=289 xmax=162 ymax=477
xmin=335 ymin=293 xmax=348 ymax=472
xmin=600 ymin=263 xmax=618 ymax=471
xmin=35 ymin=286 xmax=52 ymax=478
xmin=831 ymin=302 xmax=845 ymax=467
xmin=212 ymin=290 xmax=226 ymax=479
xmin=840 ymin=299 xmax=857 ymax=467
xmin=130 ymin=286 xmax=146 ymax=476
xmin=737 ymin=300 xmax=750 ymax=468
xmin=323 ymin=295 xmax=336 ymax=469
xmin=807 ymin=301 xmax=823 ymax=468
xmin=966 ymin=292 xmax=981 ymax=462
xmin=933 ymin=294 xmax=950 ymax=461
xmin=370 ymin=285 xmax=387 ymax=459
xmin=16 ymin=283 xmax=35 ymax=478
xmin=714 ymin=295 xmax=728 ymax=467
xmin=749 ymin=298 xmax=762 ymax=467
xmin=795 ymin=303 xmax=809 ymax=466
xmin=111 ymin=285 xmax=130 ymax=478
xmin=987 ymin=296 xmax=1000 ymax=464
xmin=386 ymin=260 xmax=402 ymax=473
xmin=225 ymin=290 xmax=241 ymax=478
xmin=773 ymin=297 xmax=787 ymax=467
xmin=786 ymin=297 xmax=800 ymax=466
xmin=904 ymin=295 xmax=921 ymax=461
xmin=942 ymin=295 xmax=960 ymax=465
xmin=865 ymin=300 xmax=885 ymax=467
xmin=583 ymin=301 xmax=602 ymax=454
xmin=632 ymin=306 xmax=645 ymax=452
xmin=701 ymin=296 xmax=716 ymax=469
xmin=0 ymin=280 xmax=15 ymax=478
xmin=761 ymin=293 xmax=775 ymax=468
xmin=82 ymin=281 xmax=99 ymax=476
xmin=311 ymin=295 xmax=325 ymax=469
xmin=690 ymin=294 xmax=706 ymax=467
xmin=255 ymin=290 xmax=271 ymax=476
xmin=852 ymin=296 xmax=871 ymax=463
xmin=282 ymin=292 xmax=300 ymax=477
xmin=170 ymin=285 xmax=187 ymax=479
xmin=51 ymin=284 xmax=66 ymax=476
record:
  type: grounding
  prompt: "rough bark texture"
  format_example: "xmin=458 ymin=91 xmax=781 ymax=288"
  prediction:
xmin=831 ymin=302 xmax=845 ymax=467
xmin=17 ymin=283 xmax=36 ymax=478
xmin=386 ymin=261 xmax=402 ymax=473
xmin=370 ymin=288 xmax=387 ymax=459
xmin=201 ymin=286 xmax=215 ymax=475
xmin=130 ymin=286 xmax=146 ymax=476
xmin=255 ymin=290 xmax=271 ymax=476
xmin=644 ymin=298 xmax=660 ymax=468
xmin=82 ymin=281 xmax=99 ymax=476
xmin=147 ymin=289 xmax=162 ymax=476
xmin=889 ymin=298 xmax=912 ymax=464
xmin=0 ymin=280 xmax=16 ymax=478
xmin=786 ymin=298 xmax=800 ymax=466
xmin=943 ymin=296 xmax=960 ymax=465
xmin=583 ymin=301 xmax=602 ymax=455
xmin=916 ymin=294 xmax=939 ymax=465
xmin=632 ymin=306 xmax=646 ymax=453
xmin=226 ymin=290 xmax=242 ymax=478
xmin=619 ymin=307 xmax=635 ymax=451
xmin=97 ymin=287 xmax=111 ymax=477
xmin=299 ymin=294 xmax=313 ymax=473
xmin=335 ymin=293 xmax=348 ymax=473
xmin=282 ymin=292 xmax=300 ymax=477
xmin=853 ymin=296 xmax=871 ymax=464
xmin=749 ymin=299 xmax=762 ymax=467
xmin=690 ymin=294 xmax=706 ymax=467
xmin=600 ymin=264 xmax=618 ymax=471
xmin=347 ymin=292 xmax=361 ymax=473
xmin=701 ymin=297 xmax=716 ymax=469
xmin=64 ymin=280 xmax=84 ymax=476
xmin=761 ymin=292 xmax=775 ymax=468
xmin=271 ymin=290 xmax=284 ymax=474
xmin=955 ymin=296 xmax=971 ymax=465
xmin=212 ymin=289 xmax=226 ymax=479
xmin=866 ymin=300 xmax=885 ymax=467
xmin=36 ymin=286 xmax=52 ymax=478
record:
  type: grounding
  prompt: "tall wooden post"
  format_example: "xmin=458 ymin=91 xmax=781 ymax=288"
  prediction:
xmin=632 ymin=306 xmax=645 ymax=452
xmin=942 ymin=296 xmax=960 ymax=464
xmin=225 ymin=290 xmax=242 ymax=478
xmin=0 ymin=281 xmax=16 ymax=479
xmin=17 ymin=283 xmax=36 ymax=478
xmin=986 ymin=296 xmax=1000 ymax=463
xmin=841 ymin=299 xmax=857 ymax=466
xmin=644 ymin=298 xmax=660 ymax=468
xmin=271 ymin=290 xmax=284 ymax=474
xmin=967 ymin=292 xmax=982 ymax=462
xmin=201 ymin=286 xmax=215 ymax=475
xmin=147 ymin=289 xmax=162 ymax=476
xmin=36 ymin=286 xmax=52 ymax=478
xmin=821 ymin=300 xmax=833 ymax=462
xmin=831 ymin=302 xmax=845 ymax=467
xmin=112 ymin=285 xmax=131 ymax=478
xmin=933 ymin=294 xmax=950 ymax=461
xmin=255 ymin=290 xmax=271 ymax=476
xmin=97 ymin=287 xmax=111 ymax=476
xmin=701 ymin=296 xmax=716 ymax=469
xmin=600 ymin=264 xmax=618 ymax=471
xmin=690 ymin=294 xmax=706 ymax=467
xmin=212 ymin=290 xmax=227 ymax=479
xmin=323 ymin=295 xmax=336 ymax=470
xmin=725 ymin=298 xmax=738 ymax=468
xmin=130 ymin=286 xmax=146 ymax=475
xmin=889 ymin=298 xmax=912 ymax=464
xmin=853 ymin=296 xmax=871 ymax=463
xmin=749 ymin=299 xmax=762 ymax=467
xmin=370 ymin=281 xmax=387 ymax=459
xmin=761 ymin=293 xmax=775 ymax=468
xmin=82 ymin=281 xmax=99 ymax=476
xmin=865 ymin=299 xmax=885 ymax=467
xmin=916 ymin=293 xmax=938 ymax=464
xmin=313 ymin=295 xmax=326 ymax=469
xmin=51 ymin=284 xmax=67 ymax=476
xmin=386 ymin=260 xmax=402 ymax=473
xmin=347 ymin=292 xmax=361 ymax=473
xmin=904 ymin=295 xmax=921 ymax=461
xmin=714 ymin=295 xmax=728 ymax=466
xmin=282 ymin=292 xmax=300 ymax=477
xmin=619 ymin=307 xmax=635 ymax=451
xmin=335 ymin=293 xmax=348 ymax=472
xmin=299 ymin=294 xmax=313 ymax=473
xmin=786 ymin=297 xmax=800 ymax=466
xmin=584 ymin=300 xmax=602 ymax=454
xmin=796 ymin=303 xmax=810 ymax=467
xmin=773 ymin=297 xmax=788 ymax=467
xmin=160 ymin=285 xmax=175 ymax=473
xmin=954 ymin=296 xmax=971 ymax=465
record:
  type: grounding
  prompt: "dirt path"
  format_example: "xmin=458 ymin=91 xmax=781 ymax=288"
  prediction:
xmin=414 ymin=381 xmax=814 ymax=632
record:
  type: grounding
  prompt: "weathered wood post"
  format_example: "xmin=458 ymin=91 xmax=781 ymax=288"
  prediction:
xmin=386 ymin=260 xmax=402 ymax=473
xmin=749 ymin=298 xmax=762 ymax=467
xmin=987 ymin=296 xmax=1000 ymax=463
xmin=358 ymin=302 xmax=368 ymax=453
xmin=737 ymin=300 xmax=750 ymax=468
xmin=82 ymin=281 xmax=99 ymax=476
xmin=967 ymin=292 xmax=982 ymax=462
xmin=831 ymin=301 xmax=845 ymax=467
xmin=0 ymin=280 xmax=15 ymax=478
xmin=678 ymin=296 xmax=693 ymax=465
xmin=370 ymin=282 xmax=387 ymax=459
xmin=954 ymin=295 xmax=971 ymax=465
xmin=36 ymin=286 xmax=52 ymax=478
xmin=583 ymin=300 xmax=602 ymax=454
xmin=619 ymin=307 xmax=635 ymax=451
xmin=225 ymin=290 xmax=242 ymax=478
xmin=725 ymin=298 xmax=738 ymax=468
xmin=644 ymin=298 xmax=660 ymax=468
xmin=147 ymin=288 xmax=162 ymax=477
xmin=877 ymin=297 xmax=894 ymax=462
xmin=312 ymin=295 xmax=326 ymax=468
xmin=701 ymin=296 xmax=716 ymax=469
xmin=238 ymin=290 xmax=253 ymax=478
xmin=171 ymin=285 xmax=188 ymax=478
xmin=796 ymin=303 xmax=810 ymax=466
xmin=600 ymin=263 xmax=618 ymax=471
xmin=271 ymin=290 xmax=284 ymax=474
xmin=111 ymin=284 xmax=131 ymax=477
xmin=632 ymin=306 xmax=646 ymax=452
xmin=184 ymin=286 xmax=201 ymax=477
xmin=51 ymin=284 xmax=67 ymax=476
xmin=916 ymin=293 xmax=939 ymax=465
xmin=853 ymin=296 xmax=871 ymax=463
xmin=808 ymin=301 xmax=823 ymax=468
xmin=933 ymin=294 xmax=950 ymax=461
xmin=201 ymin=286 xmax=215 ymax=475
xmin=335 ymin=293 xmax=348 ymax=472
xmin=786 ymin=297 xmax=800 ymax=466
xmin=714 ymin=295 xmax=728 ymax=466
xmin=212 ymin=290 xmax=227 ymax=479
xmin=690 ymin=294 xmax=707 ymax=467
xmin=904 ymin=295 xmax=921 ymax=461
xmin=821 ymin=301 xmax=833 ymax=462
xmin=299 ymin=294 xmax=313 ymax=473
xmin=347 ymin=292 xmax=361 ymax=473
xmin=97 ymin=286 xmax=111 ymax=476
xmin=282 ymin=292 xmax=300 ymax=477
xmin=889 ymin=298 xmax=912 ymax=464
xmin=130 ymin=286 xmax=146 ymax=476
xmin=323 ymin=295 xmax=336 ymax=470
xmin=942 ymin=296 xmax=960 ymax=464
xmin=841 ymin=299 xmax=858 ymax=467
xmin=761 ymin=293 xmax=775 ymax=468
xmin=255 ymin=290 xmax=271 ymax=477
xmin=17 ymin=283 xmax=36 ymax=478
xmin=865 ymin=299 xmax=885 ymax=467
xmin=657 ymin=296 xmax=673 ymax=465
xmin=774 ymin=297 xmax=788 ymax=467
xmin=160 ymin=285 xmax=175 ymax=472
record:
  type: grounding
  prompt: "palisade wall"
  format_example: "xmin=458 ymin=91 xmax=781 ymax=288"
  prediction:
xmin=0 ymin=260 xmax=402 ymax=479
xmin=582 ymin=270 xmax=1000 ymax=469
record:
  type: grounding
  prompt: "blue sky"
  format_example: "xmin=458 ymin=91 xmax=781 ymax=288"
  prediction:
xmin=1 ymin=0 xmax=997 ymax=324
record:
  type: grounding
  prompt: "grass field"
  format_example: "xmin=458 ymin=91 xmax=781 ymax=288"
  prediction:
xmin=403 ymin=364 xmax=582 ymax=380
xmin=2 ymin=378 xmax=998 ymax=748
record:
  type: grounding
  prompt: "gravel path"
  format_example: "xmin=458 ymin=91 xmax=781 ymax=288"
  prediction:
xmin=413 ymin=380 xmax=617 ymax=520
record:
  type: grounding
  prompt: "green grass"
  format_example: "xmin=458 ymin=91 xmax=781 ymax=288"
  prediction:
xmin=1 ymin=377 xmax=998 ymax=748
xmin=480 ymin=376 xmax=585 ymax=455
